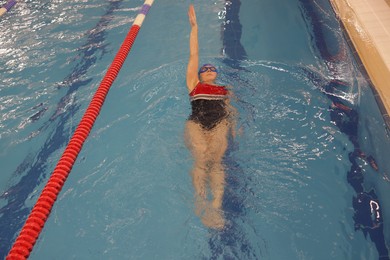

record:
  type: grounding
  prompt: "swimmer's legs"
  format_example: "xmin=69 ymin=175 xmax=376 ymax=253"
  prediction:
xmin=201 ymin=120 xmax=229 ymax=229
xmin=202 ymin=163 xmax=226 ymax=230
xmin=185 ymin=119 xmax=230 ymax=229
xmin=185 ymin=121 xmax=208 ymax=215
xmin=209 ymin=164 xmax=225 ymax=209
xmin=208 ymin=120 xmax=229 ymax=210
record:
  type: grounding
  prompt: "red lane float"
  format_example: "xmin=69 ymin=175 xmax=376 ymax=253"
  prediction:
xmin=7 ymin=1 xmax=154 ymax=259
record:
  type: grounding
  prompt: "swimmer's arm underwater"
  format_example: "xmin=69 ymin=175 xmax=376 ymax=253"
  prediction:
xmin=186 ymin=4 xmax=199 ymax=93
xmin=226 ymin=89 xmax=239 ymax=139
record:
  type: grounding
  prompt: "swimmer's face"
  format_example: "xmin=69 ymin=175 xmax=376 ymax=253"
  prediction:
xmin=199 ymin=66 xmax=218 ymax=82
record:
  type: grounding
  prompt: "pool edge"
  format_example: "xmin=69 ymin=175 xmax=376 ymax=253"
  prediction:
xmin=329 ymin=0 xmax=390 ymax=131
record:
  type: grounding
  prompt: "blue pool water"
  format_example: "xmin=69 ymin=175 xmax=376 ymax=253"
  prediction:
xmin=1 ymin=0 xmax=390 ymax=259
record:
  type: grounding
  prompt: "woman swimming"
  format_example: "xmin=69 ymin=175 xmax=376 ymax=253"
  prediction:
xmin=185 ymin=5 xmax=236 ymax=229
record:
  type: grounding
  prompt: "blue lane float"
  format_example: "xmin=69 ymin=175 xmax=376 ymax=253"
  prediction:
xmin=0 ymin=0 xmax=17 ymax=17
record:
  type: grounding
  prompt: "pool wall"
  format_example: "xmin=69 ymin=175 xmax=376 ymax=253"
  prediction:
xmin=330 ymin=0 xmax=390 ymax=130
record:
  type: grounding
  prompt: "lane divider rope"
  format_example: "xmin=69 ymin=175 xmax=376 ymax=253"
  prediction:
xmin=0 ymin=0 xmax=16 ymax=17
xmin=6 ymin=0 xmax=154 ymax=259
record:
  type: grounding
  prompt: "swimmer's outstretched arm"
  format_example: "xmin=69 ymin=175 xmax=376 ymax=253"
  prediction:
xmin=186 ymin=4 xmax=199 ymax=93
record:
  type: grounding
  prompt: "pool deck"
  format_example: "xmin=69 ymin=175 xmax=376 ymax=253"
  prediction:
xmin=330 ymin=0 xmax=390 ymax=127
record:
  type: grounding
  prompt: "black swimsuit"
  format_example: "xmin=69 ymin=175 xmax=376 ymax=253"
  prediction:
xmin=189 ymin=99 xmax=228 ymax=130
xmin=188 ymin=82 xmax=229 ymax=130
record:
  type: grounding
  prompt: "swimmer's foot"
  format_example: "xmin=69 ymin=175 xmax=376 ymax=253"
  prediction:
xmin=201 ymin=207 xmax=225 ymax=230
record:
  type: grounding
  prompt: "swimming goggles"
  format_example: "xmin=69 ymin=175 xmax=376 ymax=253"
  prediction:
xmin=199 ymin=66 xmax=218 ymax=74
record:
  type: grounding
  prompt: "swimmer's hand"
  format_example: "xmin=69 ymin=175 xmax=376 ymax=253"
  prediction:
xmin=188 ymin=5 xmax=197 ymax=27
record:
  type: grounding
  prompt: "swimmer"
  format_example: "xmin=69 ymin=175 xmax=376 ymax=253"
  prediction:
xmin=184 ymin=4 xmax=237 ymax=229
